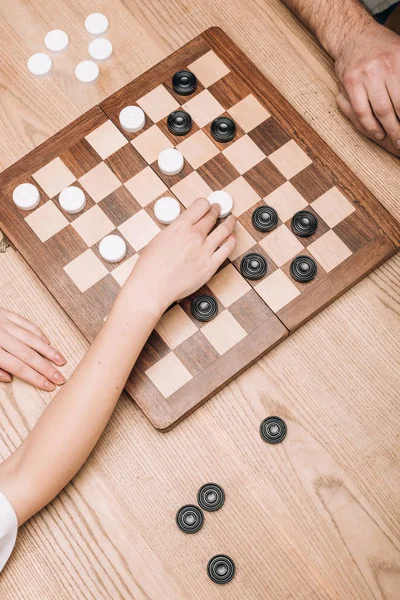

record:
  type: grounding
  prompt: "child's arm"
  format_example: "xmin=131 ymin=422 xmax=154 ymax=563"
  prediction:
xmin=0 ymin=198 xmax=236 ymax=526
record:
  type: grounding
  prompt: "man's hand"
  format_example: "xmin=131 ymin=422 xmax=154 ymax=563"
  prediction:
xmin=0 ymin=309 xmax=66 ymax=390
xmin=335 ymin=22 xmax=400 ymax=150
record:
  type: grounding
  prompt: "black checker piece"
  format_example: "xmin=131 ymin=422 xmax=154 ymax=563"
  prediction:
xmin=240 ymin=253 xmax=267 ymax=280
xmin=197 ymin=483 xmax=225 ymax=512
xmin=291 ymin=210 xmax=318 ymax=237
xmin=176 ymin=505 xmax=204 ymax=534
xmin=167 ymin=110 xmax=192 ymax=136
xmin=290 ymin=256 xmax=317 ymax=282
xmin=172 ymin=70 xmax=197 ymax=95
xmin=191 ymin=294 xmax=218 ymax=322
xmin=252 ymin=205 xmax=278 ymax=232
xmin=260 ymin=416 xmax=287 ymax=444
xmin=207 ymin=555 xmax=235 ymax=584
xmin=211 ymin=117 xmax=236 ymax=142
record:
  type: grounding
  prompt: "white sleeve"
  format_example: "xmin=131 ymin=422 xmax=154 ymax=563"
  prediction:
xmin=0 ymin=492 xmax=18 ymax=572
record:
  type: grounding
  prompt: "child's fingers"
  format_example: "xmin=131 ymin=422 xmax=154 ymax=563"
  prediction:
xmin=211 ymin=234 xmax=237 ymax=269
xmin=7 ymin=311 xmax=50 ymax=343
xmin=5 ymin=322 xmax=66 ymax=365
xmin=0 ymin=349 xmax=55 ymax=391
xmin=179 ymin=197 xmax=211 ymax=225
xmin=0 ymin=368 xmax=12 ymax=383
xmin=0 ymin=334 xmax=65 ymax=386
xmin=206 ymin=215 xmax=237 ymax=252
xmin=195 ymin=202 xmax=220 ymax=236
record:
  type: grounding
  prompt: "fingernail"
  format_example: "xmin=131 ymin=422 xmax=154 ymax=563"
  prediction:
xmin=44 ymin=380 xmax=55 ymax=391
xmin=54 ymin=371 xmax=65 ymax=384
xmin=0 ymin=376 xmax=12 ymax=383
xmin=396 ymin=139 xmax=400 ymax=149
xmin=375 ymin=133 xmax=385 ymax=141
xmin=55 ymin=352 xmax=66 ymax=364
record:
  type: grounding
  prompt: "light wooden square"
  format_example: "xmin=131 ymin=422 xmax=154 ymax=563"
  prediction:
xmin=131 ymin=125 xmax=173 ymax=164
xmin=182 ymin=90 xmax=224 ymax=128
xmin=155 ymin=305 xmax=197 ymax=349
xmin=268 ymin=140 xmax=312 ymax=179
xmin=224 ymin=176 xmax=260 ymax=216
xmin=146 ymin=352 xmax=193 ymax=398
xmin=118 ymin=209 xmax=161 ymax=251
xmin=188 ymin=50 xmax=230 ymax=87
xmin=111 ymin=254 xmax=140 ymax=286
xmin=85 ymin=120 xmax=128 ymax=160
xmin=171 ymin=171 xmax=213 ymax=208
xmin=265 ymin=181 xmax=308 ymax=223
xmin=137 ymin=85 xmax=179 ymax=123
xmin=79 ymin=162 xmax=121 ymax=202
xmin=72 ymin=205 xmax=114 ymax=247
xmin=32 ymin=158 xmax=75 ymax=198
xmin=255 ymin=269 xmax=300 ymax=312
xmin=222 ymin=135 xmax=265 ymax=175
xmin=308 ymin=230 xmax=352 ymax=272
xmin=228 ymin=95 xmax=271 ymax=132
xmin=201 ymin=310 xmax=246 ymax=355
xmin=64 ymin=249 xmax=108 ymax=293
xmin=25 ymin=201 xmax=69 ymax=242
xmin=207 ymin=264 xmax=251 ymax=307
xmin=125 ymin=167 xmax=167 ymax=207
xmin=259 ymin=224 xmax=304 ymax=267
xmin=177 ymin=130 xmax=219 ymax=169
xmin=229 ymin=221 xmax=257 ymax=260
xmin=311 ymin=187 xmax=356 ymax=228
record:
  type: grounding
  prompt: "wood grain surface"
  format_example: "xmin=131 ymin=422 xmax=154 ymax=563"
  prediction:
xmin=0 ymin=1 xmax=399 ymax=599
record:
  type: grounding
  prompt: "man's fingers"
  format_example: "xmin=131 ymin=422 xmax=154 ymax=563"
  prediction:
xmin=7 ymin=311 xmax=50 ymax=343
xmin=368 ymin=83 xmax=400 ymax=149
xmin=345 ymin=83 xmax=386 ymax=140
xmin=386 ymin=79 xmax=400 ymax=124
xmin=206 ymin=215 xmax=237 ymax=252
xmin=337 ymin=93 xmax=369 ymax=135
xmin=211 ymin=235 xmax=237 ymax=270
xmin=5 ymin=322 xmax=66 ymax=365
xmin=195 ymin=202 xmax=221 ymax=236
xmin=180 ymin=197 xmax=211 ymax=225
xmin=0 ymin=349 xmax=55 ymax=391
xmin=0 ymin=333 xmax=65 ymax=386
xmin=0 ymin=368 xmax=12 ymax=383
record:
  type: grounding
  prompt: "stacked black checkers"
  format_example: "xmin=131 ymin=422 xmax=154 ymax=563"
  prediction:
xmin=240 ymin=253 xmax=267 ymax=280
xmin=197 ymin=483 xmax=225 ymax=512
xmin=167 ymin=110 xmax=192 ymax=136
xmin=290 ymin=255 xmax=317 ymax=282
xmin=291 ymin=210 xmax=318 ymax=237
xmin=176 ymin=505 xmax=204 ymax=533
xmin=191 ymin=294 xmax=218 ymax=322
xmin=207 ymin=555 xmax=235 ymax=584
xmin=252 ymin=205 xmax=278 ymax=232
xmin=211 ymin=116 xmax=236 ymax=142
xmin=172 ymin=70 xmax=197 ymax=95
xmin=259 ymin=416 xmax=287 ymax=444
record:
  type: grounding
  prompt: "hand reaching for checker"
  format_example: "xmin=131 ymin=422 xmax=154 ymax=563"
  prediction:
xmin=0 ymin=309 xmax=66 ymax=390
xmin=126 ymin=197 xmax=237 ymax=312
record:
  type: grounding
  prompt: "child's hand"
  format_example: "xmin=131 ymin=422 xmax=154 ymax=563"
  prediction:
xmin=126 ymin=198 xmax=237 ymax=313
xmin=0 ymin=309 xmax=66 ymax=391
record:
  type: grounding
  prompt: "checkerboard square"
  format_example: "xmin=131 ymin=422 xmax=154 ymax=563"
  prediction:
xmin=188 ymin=50 xmax=230 ymax=87
xmin=182 ymin=90 xmax=224 ymax=128
xmin=155 ymin=305 xmax=197 ymax=349
xmin=255 ymin=269 xmax=300 ymax=312
xmin=32 ymin=158 xmax=75 ymax=198
xmin=197 ymin=153 xmax=240 ymax=190
xmin=308 ymin=230 xmax=352 ymax=272
xmin=177 ymin=130 xmax=219 ymax=169
xmin=171 ymin=171 xmax=213 ymax=208
xmin=85 ymin=120 xmax=128 ymax=160
xmin=265 ymin=181 xmax=308 ymax=223
xmin=207 ymin=264 xmax=251 ymax=307
xmin=131 ymin=125 xmax=173 ymax=164
xmin=201 ymin=310 xmax=247 ymax=355
xmin=259 ymin=224 xmax=304 ymax=267
xmin=79 ymin=162 xmax=121 ymax=203
xmin=71 ymin=205 xmax=114 ymax=247
xmin=25 ymin=201 xmax=69 ymax=242
xmin=311 ymin=187 xmax=356 ymax=228
xmin=268 ymin=140 xmax=312 ymax=179
xmin=64 ymin=249 xmax=108 ymax=293
xmin=222 ymin=135 xmax=265 ymax=174
xmin=137 ymin=85 xmax=179 ymax=123
xmin=118 ymin=209 xmax=161 ymax=251
xmin=224 ymin=176 xmax=260 ymax=216
xmin=105 ymin=144 xmax=147 ymax=183
xmin=145 ymin=352 xmax=193 ymax=398
xmin=228 ymin=95 xmax=271 ymax=132
xmin=111 ymin=254 xmax=140 ymax=286
xmin=229 ymin=221 xmax=257 ymax=261
xmin=125 ymin=167 xmax=167 ymax=207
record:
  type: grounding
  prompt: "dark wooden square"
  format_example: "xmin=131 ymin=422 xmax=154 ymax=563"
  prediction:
xmin=197 ymin=153 xmax=240 ymax=190
xmin=99 ymin=186 xmax=142 ymax=227
xmin=105 ymin=144 xmax=148 ymax=183
xmin=248 ymin=118 xmax=291 ymax=156
xmin=243 ymin=157 xmax=287 ymax=198
xmin=60 ymin=139 xmax=102 ymax=179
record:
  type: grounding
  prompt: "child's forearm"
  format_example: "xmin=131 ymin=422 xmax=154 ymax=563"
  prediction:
xmin=0 ymin=276 xmax=162 ymax=525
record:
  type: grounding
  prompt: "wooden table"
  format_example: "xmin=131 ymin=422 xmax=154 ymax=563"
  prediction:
xmin=1 ymin=2 xmax=399 ymax=598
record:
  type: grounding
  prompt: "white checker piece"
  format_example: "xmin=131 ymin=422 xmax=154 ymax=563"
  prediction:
xmin=13 ymin=183 xmax=40 ymax=210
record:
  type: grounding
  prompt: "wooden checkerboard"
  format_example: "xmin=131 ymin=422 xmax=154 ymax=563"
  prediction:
xmin=0 ymin=28 xmax=398 ymax=430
